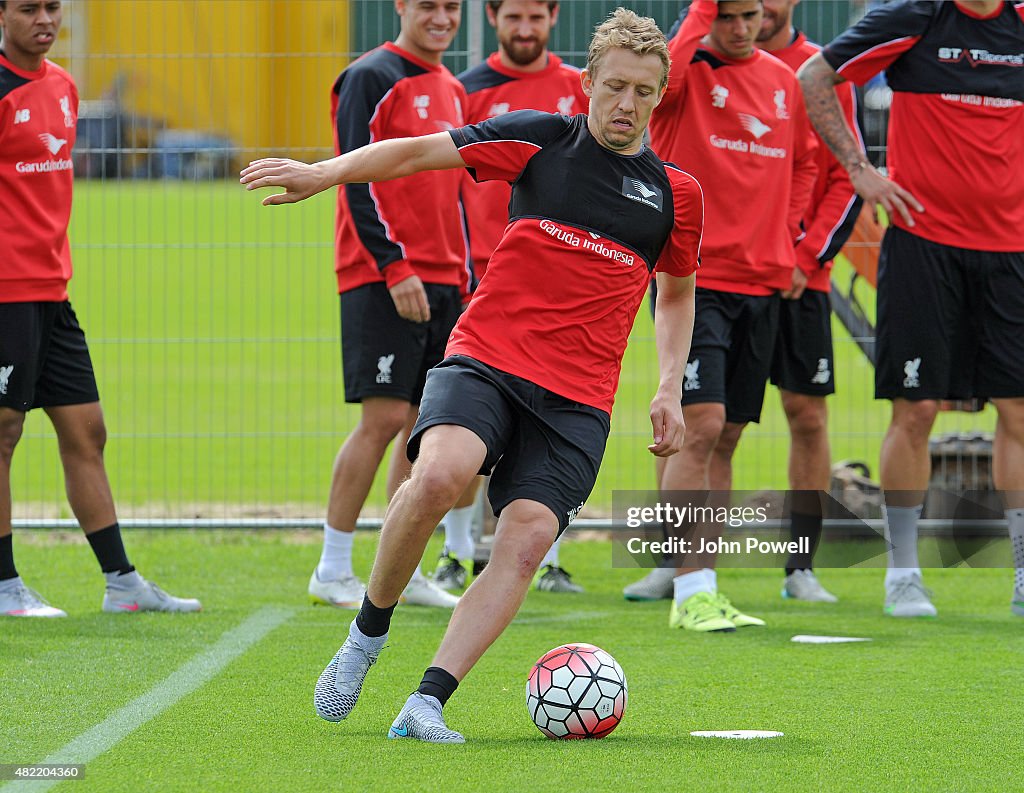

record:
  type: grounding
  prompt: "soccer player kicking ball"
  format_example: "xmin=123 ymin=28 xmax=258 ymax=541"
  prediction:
xmin=242 ymin=9 xmax=702 ymax=743
xmin=0 ymin=0 xmax=200 ymax=617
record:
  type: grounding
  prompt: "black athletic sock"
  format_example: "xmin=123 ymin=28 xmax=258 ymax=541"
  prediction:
xmin=85 ymin=523 xmax=134 ymax=574
xmin=0 ymin=534 xmax=17 ymax=581
xmin=417 ymin=666 xmax=459 ymax=708
xmin=785 ymin=510 xmax=822 ymax=574
xmin=355 ymin=593 xmax=396 ymax=638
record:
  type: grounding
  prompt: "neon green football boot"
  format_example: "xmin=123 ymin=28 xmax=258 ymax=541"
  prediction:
xmin=714 ymin=591 xmax=766 ymax=627
xmin=669 ymin=592 xmax=736 ymax=632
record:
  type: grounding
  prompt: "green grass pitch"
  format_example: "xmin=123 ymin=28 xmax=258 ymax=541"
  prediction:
xmin=12 ymin=181 xmax=995 ymax=519
xmin=3 ymin=531 xmax=1021 ymax=792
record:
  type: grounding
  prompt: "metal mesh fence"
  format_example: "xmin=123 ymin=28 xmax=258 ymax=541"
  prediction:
xmin=11 ymin=1 xmax=995 ymax=525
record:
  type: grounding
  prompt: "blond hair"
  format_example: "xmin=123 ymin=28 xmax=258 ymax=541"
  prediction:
xmin=586 ymin=8 xmax=670 ymax=89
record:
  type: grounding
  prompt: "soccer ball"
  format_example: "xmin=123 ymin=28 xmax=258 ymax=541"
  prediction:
xmin=526 ymin=643 xmax=627 ymax=739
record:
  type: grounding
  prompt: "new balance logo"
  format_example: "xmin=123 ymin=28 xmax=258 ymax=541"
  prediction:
xmin=903 ymin=358 xmax=921 ymax=389
xmin=376 ymin=354 xmax=395 ymax=384
xmin=810 ymin=358 xmax=831 ymax=385
xmin=710 ymin=85 xmax=729 ymax=108
xmin=567 ymin=501 xmax=585 ymax=524
xmin=0 ymin=365 xmax=12 ymax=395
xmin=39 ymin=133 xmax=68 ymax=155
xmin=684 ymin=360 xmax=700 ymax=392
xmin=557 ymin=95 xmax=576 ymax=115
xmin=413 ymin=95 xmax=430 ymax=119
xmin=488 ymin=102 xmax=510 ymax=117
xmin=14 ymin=109 xmax=30 ymax=124
xmin=738 ymin=113 xmax=772 ymax=139
xmin=621 ymin=177 xmax=663 ymax=211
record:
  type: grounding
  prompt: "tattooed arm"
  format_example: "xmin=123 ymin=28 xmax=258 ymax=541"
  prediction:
xmin=798 ymin=53 xmax=923 ymax=226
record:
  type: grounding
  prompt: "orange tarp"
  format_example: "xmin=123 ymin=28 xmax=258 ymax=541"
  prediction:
xmin=839 ymin=204 xmax=883 ymax=288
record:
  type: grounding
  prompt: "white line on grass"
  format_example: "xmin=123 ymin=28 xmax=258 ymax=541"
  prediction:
xmin=2 ymin=606 xmax=295 ymax=793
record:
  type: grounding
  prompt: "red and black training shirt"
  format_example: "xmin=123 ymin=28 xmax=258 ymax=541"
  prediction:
xmin=650 ymin=0 xmax=819 ymax=296
xmin=0 ymin=53 xmax=78 ymax=303
xmin=823 ymin=0 xmax=1024 ymax=251
xmin=446 ymin=111 xmax=703 ymax=414
xmin=331 ymin=42 xmax=470 ymax=294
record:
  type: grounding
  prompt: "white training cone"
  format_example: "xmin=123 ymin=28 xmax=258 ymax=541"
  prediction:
xmin=791 ymin=635 xmax=872 ymax=644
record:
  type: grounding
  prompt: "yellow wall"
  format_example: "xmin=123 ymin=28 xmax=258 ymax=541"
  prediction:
xmin=56 ymin=1 xmax=350 ymax=157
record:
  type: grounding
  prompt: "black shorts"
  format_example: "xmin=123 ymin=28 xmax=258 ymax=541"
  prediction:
xmin=682 ymin=288 xmax=780 ymax=424
xmin=770 ymin=288 xmax=835 ymax=396
xmin=408 ymin=355 xmax=610 ymax=534
xmin=0 ymin=301 xmax=100 ymax=412
xmin=876 ymin=227 xmax=1024 ymax=400
xmin=340 ymin=282 xmax=462 ymax=405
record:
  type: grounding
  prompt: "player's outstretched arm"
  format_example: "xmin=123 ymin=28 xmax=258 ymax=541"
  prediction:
xmin=649 ymin=271 xmax=695 ymax=458
xmin=239 ymin=132 xmax=466 ymax=206
xmin=798 ymin=54 xmax=923 ymax=227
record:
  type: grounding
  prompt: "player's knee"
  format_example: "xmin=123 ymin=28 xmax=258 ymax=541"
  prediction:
xmin=786 ymin=401 xmax=827 ymax=440
xmin=408 ymin=465 xmax=469 ymax=510
xmin=714 ymin=423 xmax=744 ymax=459
xmin=58 ymin=420 xmax=107 ymax=462
xmin=684 ymin=415 xmax=726 ymax=457
xmin=502 ymin=528 xmax=554 ymax=581
xmin=356 ymin=411 xmax=408 ymax=448
xmin=0 ymin=412 xmax=26 ymax=463
xmin=892 ymin=400 xmax=939 ymax=441
xmin=493 ymin=508 xmax=557 ymax=579
xmin=992 ymin=399 xmax=1024 ymax=441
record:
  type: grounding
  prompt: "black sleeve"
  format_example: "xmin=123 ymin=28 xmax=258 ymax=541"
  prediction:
xmin=449 ymin=110 xmax=571 ymax=183
xmin=334 ymin=64 xmax=406 ymax=271
xmin=822 ymin=1 xmax=936 ymax=77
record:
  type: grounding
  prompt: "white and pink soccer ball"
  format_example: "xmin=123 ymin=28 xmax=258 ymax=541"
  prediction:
xmin=526 ymin=643 xmax=627 ymax=739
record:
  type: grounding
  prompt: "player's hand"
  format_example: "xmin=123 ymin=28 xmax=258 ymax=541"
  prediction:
xmin=240 ymin=158 xmax=330 ymax=205
xmin=648 ymin=390 xmax=685 ymax=457
xmin=850 ymin=164 xmax=924 ymax=227
xmin=390 ymin=275 xmax=431 ymax=323
xmin=781 ymin=266 xmax=808 ymax=300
